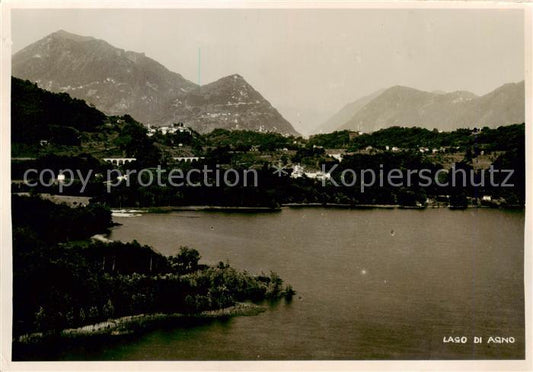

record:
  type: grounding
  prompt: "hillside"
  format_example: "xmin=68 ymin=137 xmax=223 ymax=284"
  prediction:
xmin=11 ymin=77 xmax=106 ymax=145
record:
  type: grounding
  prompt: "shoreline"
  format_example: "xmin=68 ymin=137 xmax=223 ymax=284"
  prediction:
xmin=138 ymin=206 xmax=282 ymax=213
xmin=16 ymin=302 xmax=266 ymax=345
xmin=280 ymin=203 xmax=523 ymax=210
xmin=283 ymin=203 xmax=398 ymax=209
xmin=15 ymin=194 xmax=523 ymax=212
xmin=109 ymin=203 xmax=524 ymax=216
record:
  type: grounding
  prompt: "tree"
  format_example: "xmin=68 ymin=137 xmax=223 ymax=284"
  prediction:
xmin=102 ymin=299 xmax=115 ymax=319
xmin=114 ymin=118 xmax=161 ymax=166
xmin=171 ymin=247 xmax=201 ymax=274
xmin=397 ymin=188 xmax=417 ymax=207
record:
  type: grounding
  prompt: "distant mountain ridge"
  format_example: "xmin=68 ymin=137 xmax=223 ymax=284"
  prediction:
xmin=317 ymin=82 xmax=524 ymax=134
xmin=314 ymin=88 xmax=385 ymax=133
xmin=12 ymin=30 xmax=299 ymax=135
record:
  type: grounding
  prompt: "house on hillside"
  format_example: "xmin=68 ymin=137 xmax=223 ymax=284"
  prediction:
xmin=175 ymin=122 xmax=192 ymax=134
xmin=326 ymin=149 xmax=346 ymax=162
xmin=149 ymin=122 xmax=192 ymax=136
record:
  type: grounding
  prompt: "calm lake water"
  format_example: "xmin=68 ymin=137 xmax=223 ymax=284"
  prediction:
xmin=67 ymin=208 xmax=524 ymax=360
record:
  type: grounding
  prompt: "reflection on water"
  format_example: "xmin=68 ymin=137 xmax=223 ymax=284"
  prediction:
xmin=63 ymin=208 xmax=524 ymax=360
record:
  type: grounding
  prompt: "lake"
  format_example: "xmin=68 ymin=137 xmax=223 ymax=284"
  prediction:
xmin=65 ymin=207 xmax=525 ymax=360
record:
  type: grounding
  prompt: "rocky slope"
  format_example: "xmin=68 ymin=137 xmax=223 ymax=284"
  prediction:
xmin=162 ymin=74 xmax=295 ymax=134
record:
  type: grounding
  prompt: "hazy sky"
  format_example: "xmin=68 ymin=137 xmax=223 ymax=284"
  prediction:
xmin=11 ymin=8 xmax=524 ymax=134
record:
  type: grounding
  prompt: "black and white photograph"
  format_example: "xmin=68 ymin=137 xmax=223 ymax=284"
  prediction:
xmin=1 ymin=1 xmax=531 ymax=370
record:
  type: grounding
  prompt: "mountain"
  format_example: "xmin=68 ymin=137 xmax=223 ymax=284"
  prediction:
xmin=12 ymin=30 xmax=299 ymax=135
xmin=320 ymin=82 xmax=524 ymax=133
xmin=314 ymin=88 xmax=385 ymax=134
xmin=162 ymin=74 xmax=296 ymax=134
xmin=12 ymin=30 xmax=197 ymax=126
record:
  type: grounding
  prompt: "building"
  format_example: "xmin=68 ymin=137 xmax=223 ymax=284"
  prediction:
xmin=326 ymin=149 xmax=346 ymax=162
xmin=147 ymin=122 xmax=192 ymax=136
xmin=146 ymin=125 xmax=157 ymax=137
xmin=291 ymin=164 xmax=331 ymax=181
xmin=174 ymin=122 xmax=192 ymax=134
xmin=291 ymin=164 xmax=305 ymax=179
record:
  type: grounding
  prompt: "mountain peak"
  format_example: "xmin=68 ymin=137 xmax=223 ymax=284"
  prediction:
xmin=180 ymin=73 xmax=298 ymax=135
xmin=209 ymin=73 xmax=247 ymax=85
xmin=492 ymin=80 xmax=524 ymax=92
xmin=13 ymin=30 xmax=198 ymax=128
xmin=49 ymin=29 xmax=95 ymax=42
xmin=384 ymin=85 xmax=423 ymax=94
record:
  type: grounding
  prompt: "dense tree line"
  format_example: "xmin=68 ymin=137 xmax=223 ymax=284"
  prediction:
xmin=11 ymin=77 xmax=106 ymax=144
xmin=15 ymin=145 xmax=523 ymax=208
xmin=12 ymin=145 xmax=524 ymax=209
xmin=308 ymin=130 xmax=353 ymax=149
xmin=12 ymin=195 xmax=112 ymax=242
xmin=88 ymin=147 xmax=524 ymax=208
xmin=113 ymin=115 xmax=162 ymax=167
xmin=12 ymin=196 xmax=294 ymax=337
xmin=308 ymin=124 xmax=525 ymax=152
xmin=204 ymin=128 xmax=299 ymax=151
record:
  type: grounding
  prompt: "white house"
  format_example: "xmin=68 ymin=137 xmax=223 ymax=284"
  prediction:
xmin=147 ymin=122 xmax=192 ymax=136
